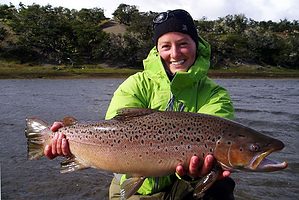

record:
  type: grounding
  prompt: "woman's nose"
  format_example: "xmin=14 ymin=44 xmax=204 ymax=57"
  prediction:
xmin=170 ymin=46 xmax=181 ymax=58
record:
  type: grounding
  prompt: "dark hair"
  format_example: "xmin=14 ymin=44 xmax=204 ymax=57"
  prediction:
xmin=153 ymin=9 xmax=199 ymax=46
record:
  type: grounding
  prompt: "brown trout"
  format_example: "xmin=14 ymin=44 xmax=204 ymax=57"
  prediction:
xmin=25 ymin=108 xmax=287 ymax=199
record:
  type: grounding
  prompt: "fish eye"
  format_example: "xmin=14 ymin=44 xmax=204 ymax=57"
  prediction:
xmin=250 ymin=144 xmax=260 ymax=152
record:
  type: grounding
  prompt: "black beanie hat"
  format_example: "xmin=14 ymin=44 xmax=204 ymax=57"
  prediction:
xmin=153 ymin=9 xmax=199 ymax=46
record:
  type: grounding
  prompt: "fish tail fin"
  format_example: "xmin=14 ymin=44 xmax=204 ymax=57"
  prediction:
xmin=25 ymin=118 xmax=51 ymax=160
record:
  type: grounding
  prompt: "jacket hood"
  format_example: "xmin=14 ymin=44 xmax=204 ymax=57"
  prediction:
xmin=143 ymin=36 xmax=211 ymax=90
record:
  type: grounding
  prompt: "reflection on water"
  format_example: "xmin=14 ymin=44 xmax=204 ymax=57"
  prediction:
xmin=1 ymin=78 xmax=298 ymax=200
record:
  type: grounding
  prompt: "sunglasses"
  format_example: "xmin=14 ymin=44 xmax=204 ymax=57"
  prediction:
xmin=153 ymin=9 xmax=192 ymax=29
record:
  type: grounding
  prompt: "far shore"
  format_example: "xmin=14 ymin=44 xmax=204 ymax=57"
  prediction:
xmin=0 ymin=63 xmax=298 ymax=79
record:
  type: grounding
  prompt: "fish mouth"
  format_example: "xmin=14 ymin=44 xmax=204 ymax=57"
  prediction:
xmin=249 ymin=149 xmax=288 ymax=172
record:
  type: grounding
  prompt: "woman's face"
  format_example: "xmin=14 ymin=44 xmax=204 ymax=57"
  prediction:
xmin=157 ymin=32 xmax=197 ymax=75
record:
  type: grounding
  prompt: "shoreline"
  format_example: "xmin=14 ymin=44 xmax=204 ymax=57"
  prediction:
xmin=1 ymin=72 xmax=298 ymax=79
xmin=0 ymin=64 xmax=298 ymax=79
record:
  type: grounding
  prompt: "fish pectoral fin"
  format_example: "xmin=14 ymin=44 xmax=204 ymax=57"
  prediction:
xmin=193 ymin=167 xmax=221 ymax=198
xmin=60 ymin=156 xmax=89 ymax=173
xmin=120 ymin=176 xmax=145 ymax=199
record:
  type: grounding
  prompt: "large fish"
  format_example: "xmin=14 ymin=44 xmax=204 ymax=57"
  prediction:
xmin=25 ymin=108 xmax=287 ymax=199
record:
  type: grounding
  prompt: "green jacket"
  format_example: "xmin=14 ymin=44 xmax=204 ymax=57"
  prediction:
xmin=105 ymin=37 xmax=234 ymax=195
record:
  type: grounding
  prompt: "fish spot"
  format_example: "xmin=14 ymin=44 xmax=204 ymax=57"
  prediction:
xmin=227 ymin=141 xmax=231 ymax=145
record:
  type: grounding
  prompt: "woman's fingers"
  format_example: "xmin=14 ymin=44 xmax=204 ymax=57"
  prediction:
xmin=56 ymin=133 xmax=63 ymax=155
xmin=175 ymin=164 xmax=185 ymax=177
xmin=51 ymin=133 xmax=58 ymax=155
xmin=199 ymin=154 xmax=214 ymax=176
xmin=62 ymin=138 xmax=71 ymax=156
xmin=188 ymin=156 xmax=200 ymax=177
xmin=50 ymin=122 xmax=64 ymax=132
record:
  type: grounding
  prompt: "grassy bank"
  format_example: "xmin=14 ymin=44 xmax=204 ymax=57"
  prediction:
xmin=208 ymin=66 xmax=299 ymax=78
xmin=0 ymin=62 xmax=140 ymax=79
xmin=0 ymin=62 xmax=298 ymax=79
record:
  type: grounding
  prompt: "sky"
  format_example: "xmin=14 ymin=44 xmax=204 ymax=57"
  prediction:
xmin=2 ymin=0 xmax=299 ymax=22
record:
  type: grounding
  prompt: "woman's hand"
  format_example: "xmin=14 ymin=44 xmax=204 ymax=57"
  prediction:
xmin=176 ymin=155 xmax=231 ymax=179
xmin=44 ymin=122 xmax=72 ymax=159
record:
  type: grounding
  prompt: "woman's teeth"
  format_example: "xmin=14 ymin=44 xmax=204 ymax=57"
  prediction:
xmin=171 ymin=60 xmax=185 ymax=65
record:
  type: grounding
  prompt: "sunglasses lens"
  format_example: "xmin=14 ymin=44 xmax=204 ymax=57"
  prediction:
xmin=153 ymin=10 xmax=192 ymax=29
xmin=153 ymin=12 xmax=168 ymax=24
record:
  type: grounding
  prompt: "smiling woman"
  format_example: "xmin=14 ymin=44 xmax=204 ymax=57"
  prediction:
xmin=153 ymin=10 xmax=198 ymax=75
xmin=157 ymin=32 xmax=197 ymax=75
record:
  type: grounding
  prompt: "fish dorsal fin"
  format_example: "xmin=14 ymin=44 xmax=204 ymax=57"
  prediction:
xmin=113 ymin=108 xmax=158 ymax=120
xmin=120 ymin=176 xmax=145 ymax=199
xmin=62 ymin=116 xmax=78 ymax=126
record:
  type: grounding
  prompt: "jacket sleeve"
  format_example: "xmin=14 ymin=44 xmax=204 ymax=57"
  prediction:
xmin=198 ymin=81 xmax=235 ymax=120
xmin=105 ymin=73 xmax=148 ymax=120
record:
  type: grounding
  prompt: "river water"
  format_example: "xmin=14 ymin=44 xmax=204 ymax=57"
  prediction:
xmin=0 ymin=78 xmax=298 ymax=200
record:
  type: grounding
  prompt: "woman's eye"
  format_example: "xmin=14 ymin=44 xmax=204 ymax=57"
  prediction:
xmin=180 ymin=42 xmax=188 ymax=47
xmin=161 ymin=45 xmax=170 ymax=50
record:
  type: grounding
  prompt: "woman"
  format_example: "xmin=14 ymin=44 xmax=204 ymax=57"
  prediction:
xmin=45 ymin=9 xmax=235 ymax=200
